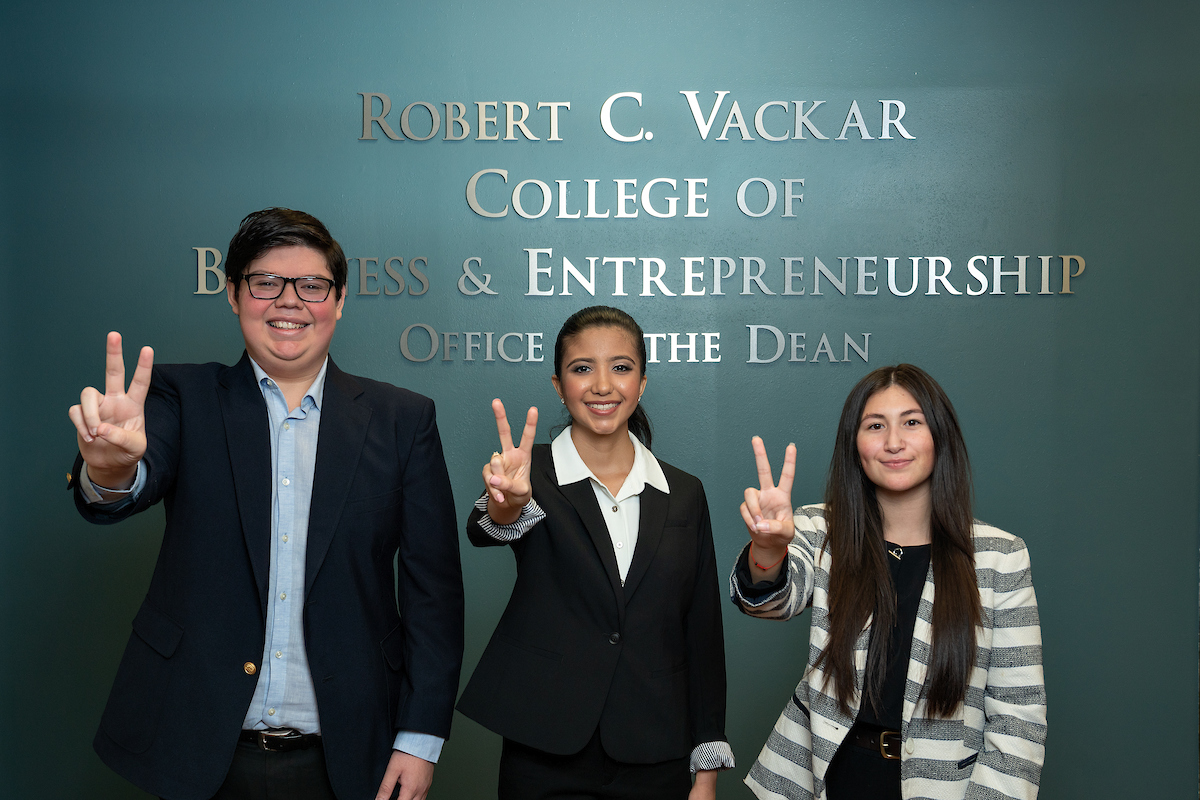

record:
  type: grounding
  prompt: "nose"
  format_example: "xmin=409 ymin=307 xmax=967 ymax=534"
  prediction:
xmin=592 ymin=369 xmax=612 ymax=394
xmin=884 ymin=425 xmax=904 ymax=452
xmin=274 ymin=279 xmax=304 ymax=307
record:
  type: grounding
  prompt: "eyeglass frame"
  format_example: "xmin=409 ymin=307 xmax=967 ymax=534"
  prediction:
xmin=241 ymin=272 xmax=337 ymax=303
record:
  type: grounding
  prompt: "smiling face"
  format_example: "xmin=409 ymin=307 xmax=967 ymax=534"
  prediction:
xmin=226 ymin=245 xmax=344 ymax=382
xmin=856 ymin=384 xmax=936 ymax=501
xmin=551 ymin=325 xmax=647 ymax=446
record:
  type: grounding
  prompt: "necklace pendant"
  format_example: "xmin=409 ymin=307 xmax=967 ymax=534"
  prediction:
xmin=888 ymin=545 xmax=903 ymax=561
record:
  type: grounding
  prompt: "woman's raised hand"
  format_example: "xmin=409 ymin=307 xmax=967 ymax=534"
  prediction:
xmin=740 ymin=436 xmax=797 ymax=573
xmin=483 ymin=398 xmax=538 ymax=524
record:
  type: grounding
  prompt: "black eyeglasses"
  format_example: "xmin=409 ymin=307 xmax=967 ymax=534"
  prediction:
xmin=243 ymin=273 xmax=336 ymax=302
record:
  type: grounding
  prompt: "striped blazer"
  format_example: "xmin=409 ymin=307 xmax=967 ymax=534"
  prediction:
xmin=730 ymin=505 xmax=1046 ymax=800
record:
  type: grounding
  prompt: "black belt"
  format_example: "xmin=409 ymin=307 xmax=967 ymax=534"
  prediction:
xmin=846 ymin=724 xmax=902 ymax=760
xmin=239 ymin=728 xmax=322 ymax=752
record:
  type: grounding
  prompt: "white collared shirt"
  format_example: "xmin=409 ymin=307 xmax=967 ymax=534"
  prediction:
xmin=550 ymin=426 xmax=670 ymax=581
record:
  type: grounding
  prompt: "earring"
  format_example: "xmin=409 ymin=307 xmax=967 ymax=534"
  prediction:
xmin=559 ymin=397 xmax=565 ymax=404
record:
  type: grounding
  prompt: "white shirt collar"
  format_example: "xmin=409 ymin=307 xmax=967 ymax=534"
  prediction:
xmin=551 ymin=426 xmax=670 ymax=500
xmin=249 ymin=356 xmax=329 ymax=410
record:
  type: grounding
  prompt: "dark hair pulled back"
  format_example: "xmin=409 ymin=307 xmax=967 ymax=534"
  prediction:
xmin=554 ymin=306 xmax=652 ymax=449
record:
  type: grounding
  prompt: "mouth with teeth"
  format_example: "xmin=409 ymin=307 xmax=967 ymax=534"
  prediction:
xmin=584 ymin=401 xmax=620 ymax=414
xmin=269 ymin=321 xmax=309 ymax=330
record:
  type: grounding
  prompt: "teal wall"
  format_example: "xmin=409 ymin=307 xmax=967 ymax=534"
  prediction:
xmin=3 ymin=1 xmax=1198 ymax=796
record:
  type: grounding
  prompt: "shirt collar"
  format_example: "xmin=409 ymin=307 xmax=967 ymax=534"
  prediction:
xmin=249 ymin=356 xmax=329 ymax=410
xmin=551 ymin=426 xmax=670 ymax=499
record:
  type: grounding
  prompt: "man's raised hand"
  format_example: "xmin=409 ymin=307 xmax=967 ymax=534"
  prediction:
xmin=68 ymin=332 xmax=153 ymax=489
xmin=482 ymin=399 xmax=538 ymax=525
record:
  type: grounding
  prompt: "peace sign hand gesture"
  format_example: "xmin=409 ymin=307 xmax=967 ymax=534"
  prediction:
xmin=483 ymin=398 xmax=538 ymax=525
xmin=740 ymin=436 xmax=797 ymax=580
xmin=67 ymin=332 xmax=154 ymax=490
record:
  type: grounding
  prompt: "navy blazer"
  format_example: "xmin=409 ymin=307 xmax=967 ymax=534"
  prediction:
xmin=73 ymin=354 xmax=463 ymax=800
xmin=456 ymin=443 xmax=727 ymax=764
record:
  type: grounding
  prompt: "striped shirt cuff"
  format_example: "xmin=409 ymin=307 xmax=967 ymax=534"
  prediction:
xmin=729 ymin=542 xmax=792 ymax=608
xmin=690 ymin=740 xmax=735 ymax=772
xmin=473 ymin=494 xmax=546 ymax=542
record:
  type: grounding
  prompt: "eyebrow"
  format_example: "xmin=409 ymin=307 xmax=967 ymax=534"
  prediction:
xmin=566 ymin=355 xmax=636 ymax=368
xmin=861 ymin=408 xmax=925 ymax=421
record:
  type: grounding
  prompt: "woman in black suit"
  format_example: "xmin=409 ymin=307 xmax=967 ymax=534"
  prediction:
xmin=457 ymin=306 xmax=731 ymax=800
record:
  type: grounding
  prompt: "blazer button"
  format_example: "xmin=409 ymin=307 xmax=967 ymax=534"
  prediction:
xmin=609 ymin=633 xmax=621 ymax=645
xmin=243 ymin=662 xmax=257 ymax=675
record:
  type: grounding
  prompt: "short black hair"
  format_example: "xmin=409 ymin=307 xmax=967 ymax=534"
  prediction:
xmin=225 ymin=208 xmax=348 ymax=299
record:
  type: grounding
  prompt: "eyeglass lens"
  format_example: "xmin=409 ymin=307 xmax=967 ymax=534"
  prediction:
xmin=246 ymin=274 xmax=332 ymax=302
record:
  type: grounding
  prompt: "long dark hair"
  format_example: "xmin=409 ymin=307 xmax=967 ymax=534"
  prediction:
xmin=816 ymin=364 xmax=981 ymax=718
xmin=553 ymin=306 xmax=652 ymax=449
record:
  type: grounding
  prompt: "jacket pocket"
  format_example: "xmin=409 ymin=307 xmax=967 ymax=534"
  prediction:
xmin=344 ymin=486 xmax=404 ymax=517
xmin=957 ymin=752 xmax=979 ymax=769
xmin=99 ymin=603 xmax=184 ymax=754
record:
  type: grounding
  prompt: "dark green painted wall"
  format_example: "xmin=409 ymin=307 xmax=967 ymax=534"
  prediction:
xmin=3 ymin=1 xmax=1197 ymax=796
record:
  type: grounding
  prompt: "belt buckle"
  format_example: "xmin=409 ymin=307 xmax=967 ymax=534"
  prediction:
xmin=879 ymin=731 xmax=902 ymax=760
xmin=256 ymin=728 xmax=301 ymax=752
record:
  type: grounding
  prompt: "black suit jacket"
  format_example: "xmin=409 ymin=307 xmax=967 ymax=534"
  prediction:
xmin=456 ymin=443 xmax=727 ymax=763
xmin=73 ymin=354 xmax=463 ymax=800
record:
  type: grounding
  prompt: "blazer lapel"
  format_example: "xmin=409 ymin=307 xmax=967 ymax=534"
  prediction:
xmin=305 ymin=360 xmax=371 ymax=596
xmin=621 ymin=484 xmax=668 ymax=600
xmin=553 ymin=468 xmax=626 ymax=609
xmin=217 ymin=354 xmax=272 ymax=615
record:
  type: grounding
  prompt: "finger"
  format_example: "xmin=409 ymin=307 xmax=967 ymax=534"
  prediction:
xmin=104 ymin=331 xmax=127 ymax=396
xmin=68 ymin=404 xmax=93 ymax=443
xmin=483 ymin=461 xmax=506 ymax=503
xmin=96 ymin=423 xmax=140 ymax=457
xmin=492 ymin=398 xmax=515 ymax=452
xmin=80 ymin=386 xmax=103 ymax=436
xmin=125 ymin=346 xmax=154 ymax=406
xmin=373 ymin=757 xmax=403 ymax=800
xmin=751 ymin=436 xmax=775 ymax=491
xmin=739 ymin=501 xmax=758 ymax=534
xmin=743 ymin=486 xmax=763 ymax=520
xmin=516 ymin=406 xmax=538 ymax=453
xmin=777 ymin=442 xmax=797 ymax=496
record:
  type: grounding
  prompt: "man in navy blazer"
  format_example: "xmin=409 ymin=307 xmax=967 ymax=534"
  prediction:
xmin=68 ymin=209 xmax=463 ymax=800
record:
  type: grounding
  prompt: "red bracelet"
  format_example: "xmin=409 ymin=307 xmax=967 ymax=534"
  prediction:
xmin=750 ymin=542 xmax=787 ymax=570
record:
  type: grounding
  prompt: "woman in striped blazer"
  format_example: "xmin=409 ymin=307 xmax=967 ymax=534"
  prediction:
xmin=731 ymin=364 xmax=1045 ymax=800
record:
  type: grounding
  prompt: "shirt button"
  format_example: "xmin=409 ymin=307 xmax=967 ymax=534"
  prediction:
xmin=281 ymin=477 xmax=290 ymax=486
xmin=275 ymin=650 xmax=282 ymax=659
xmin=905 ymin=737 xmax=915 ymax=754
xmin=609 ymin=633 xmax=621 ymax=645
xmin=615 ymin=542 xmax=623 ymax=549
xmin=243 ymin=662 xmax=257 ymax=675
xmin=268 ymin=708 xmax=276 ymax=716
xmin=283 ymin=422 xmax=290 ymax=431
xmin=282 ymin=535 xmax=289 ymax=543
xmin=279 ymin=592 xmax=287 ymax=600
xmin=612 ymin=505 xmax=619 ymax=512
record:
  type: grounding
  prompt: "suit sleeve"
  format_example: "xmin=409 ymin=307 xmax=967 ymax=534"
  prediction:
xmin=393 ymin=398 xmax=465 ymax=739
xmin=72 ymin=365 xmax=181 ymax=524
xmin=684 ymin=483 xmax=729 ymax=751
xmin=965 ymin=539 xmax=1047 ymax=800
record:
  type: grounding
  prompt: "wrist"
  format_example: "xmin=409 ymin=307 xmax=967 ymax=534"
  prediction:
xmin=486 ymin=498 xmax=522 ymax=526
xmin=749 ymin=542 xmax=787 ymax=570
xmin=86 ymin=464 xmax=137 ymax=491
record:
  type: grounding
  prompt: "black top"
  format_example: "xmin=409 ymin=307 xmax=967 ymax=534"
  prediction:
xmin=858 ymin=542 xmax=930 ymax=730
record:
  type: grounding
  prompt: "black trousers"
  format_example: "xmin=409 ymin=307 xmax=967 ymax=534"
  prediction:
xmin=499 ymin=730 xmax=691 ymax=800
xmin=201 ymin=738 xmax=339 ymax=800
